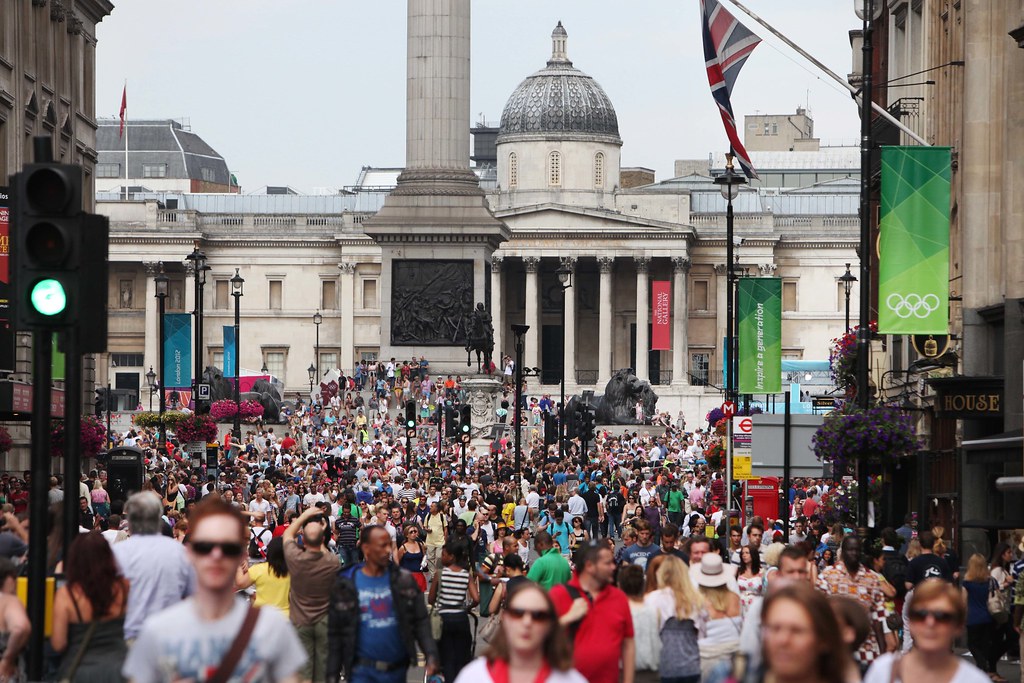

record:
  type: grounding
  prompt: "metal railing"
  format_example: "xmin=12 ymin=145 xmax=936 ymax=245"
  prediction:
xmin=575 ymin=370 xmax=598 ymax=385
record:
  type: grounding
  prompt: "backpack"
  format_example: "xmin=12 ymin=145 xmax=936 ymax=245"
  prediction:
xmin=882 ymin=551 xmax=909 ymax=598
xmin=248 ymin=528 xmax=270 ymax=559
xmin=606 ymin=491 xmax=622 ymax=513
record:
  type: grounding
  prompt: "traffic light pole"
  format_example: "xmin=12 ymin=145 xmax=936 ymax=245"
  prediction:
xmin=62 ymin=330 xmax=82 ymax=559
xmin=106 ymin=380 xmax=112 ymax=450
xmin=27 ymin=330 xmax=52 ymax=680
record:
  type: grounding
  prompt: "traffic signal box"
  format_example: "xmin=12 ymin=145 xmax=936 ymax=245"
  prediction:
xmin=459 ymin=404 xmax=472 ymax=444
xmin=12 ymin=162 xmax=108 ymax=351
xmin=405 ymin=400 xmax=417 ymax=438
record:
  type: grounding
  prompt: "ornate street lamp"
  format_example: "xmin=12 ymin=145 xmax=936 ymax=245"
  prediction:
xmin=555 ymin=263 xmax=573 ymax=460
xmin=714 ymin=153 xmax=747 ymax=406
xmin=308 ymin=363 xmax=316 ymax=394
xmin=840 ymin=263 xmax=857 ymax=332
xmin=230 ymin=269 xmax=244 ymax=439
xmin=313 ymin=310 xmax=323 ymax=382
xmin=185 ymin=244 xmax=208 ymax=410
xmin=146 ymin=366 xmax=157 ymax=411
xmin=155 ymin=265 xmax=169 ymax=453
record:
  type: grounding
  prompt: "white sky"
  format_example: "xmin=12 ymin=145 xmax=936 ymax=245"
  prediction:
xmin=95 ymin=1 xmax=862 ymax=192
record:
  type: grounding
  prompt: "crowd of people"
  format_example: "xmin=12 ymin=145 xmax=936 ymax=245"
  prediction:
xmin=0 ymin=370 xmax=1016 ymax=683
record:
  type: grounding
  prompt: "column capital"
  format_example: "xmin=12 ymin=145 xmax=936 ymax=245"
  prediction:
xmin=338 ymin=262 xmax=356 ymax=274
xmin=143 ymin=262 xmax=161 ymax=276
xmin=559 ymin=256 xmax=578 ymax=272
xmin=183 ymin=262 xmax=195 ymax=277
xmin=713 ymin=264 xmax=728 ymax=275
xmin=598 ymin=256 xmax=615 ymax=273
xmin=672 ymin=257 xmax=692 ymax=274
xmin=490 ymin=255 xmax=504 ymax=272
xmin=758 ymin=263 xmax=778 ymax=275
xmin=634 ymin=256 xmax=651 ymax=273
xmin=523 ymin=256 xmax=540 ymax=273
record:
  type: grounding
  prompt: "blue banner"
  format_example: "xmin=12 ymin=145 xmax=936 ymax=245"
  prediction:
xmin=163 ymin=313 xmax=192 ymax=389
xmin=223 ymin=325 xmax=235 ymax=377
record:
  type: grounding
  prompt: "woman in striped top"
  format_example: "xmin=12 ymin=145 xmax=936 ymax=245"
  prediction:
xmin=429 ymin=541 xmax=479 ymax=683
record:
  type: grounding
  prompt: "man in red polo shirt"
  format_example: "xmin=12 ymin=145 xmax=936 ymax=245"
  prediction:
xmin=551 ymin=541 xmax=635 ymax=683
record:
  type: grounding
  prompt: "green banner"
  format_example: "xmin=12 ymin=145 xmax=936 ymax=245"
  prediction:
xmin=878 ymin=146 xmax=951 ymax=334
xmin=738 ymin=278 xmax=782 ymax=394
xmin=51 ymin=333 xmax=64 ymax=381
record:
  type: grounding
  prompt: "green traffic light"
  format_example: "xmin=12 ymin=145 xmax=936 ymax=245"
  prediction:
xmin=30 ymin=279 xmax=67 ymax=316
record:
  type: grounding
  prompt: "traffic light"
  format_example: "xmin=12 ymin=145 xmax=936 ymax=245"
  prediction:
xmin=94 ymin=387 xmax=108 ymax=416
xmin=543 ymin=412 xmax=557 ymax=446
xmin=567 ymin=404 xmax=583 ymax=440
xmin=445 ymin=406 xmax=458 ymax=438
xmin=459 ymin=405 xmax=472 ymax=444
xmin=12 ymin=160 xmax=108 ymax=348
xmin=405 ymin=400 xmax=417 ymax=438
xmin=581 ymin=406 xmax=596 ymax=443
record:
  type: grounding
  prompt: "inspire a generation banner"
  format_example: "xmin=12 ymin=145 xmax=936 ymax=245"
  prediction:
xmin=163 ymin=313 xmax=192 ymax=389
xmin=878 ymin=146 xmax=951 ymax=335
xmin=738 ymin=278 xmax=782 ymax=395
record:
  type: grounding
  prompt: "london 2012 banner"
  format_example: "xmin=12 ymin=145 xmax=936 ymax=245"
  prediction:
xmin=163 ymin=313 xmax=192 ymax=389
xmin=878 ymin=146 xmax=951 ymax=335
xmin=738 ymin=278 xmax=782 ymax=395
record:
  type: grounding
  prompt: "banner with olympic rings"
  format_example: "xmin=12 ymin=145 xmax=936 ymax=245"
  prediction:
xmin=738 ymin=277 xmax=782 ymax=395
xmin=878 ymin=146 xmax=951 ymax=334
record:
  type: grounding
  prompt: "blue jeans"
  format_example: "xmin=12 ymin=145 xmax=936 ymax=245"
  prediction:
xmin=585 ymin=517 xmax=603 ymax=539
xmin=350 ymin=666 xmax=407 ymax=683
xmin=606 ymin=511 xmax=622 ymax=538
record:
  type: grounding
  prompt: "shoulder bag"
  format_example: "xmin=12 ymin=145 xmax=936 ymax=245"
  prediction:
xmin=208 ymin=606 xmax=261 ymax=683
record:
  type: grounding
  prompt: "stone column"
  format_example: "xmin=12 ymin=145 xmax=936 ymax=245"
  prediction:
xmin=490 ymin=256 xmax=503 ymax=358
xmin=714 ymin=264 xmax=728 ymax=385
xmin=673 ymin=258 xmax=691 ymax=385
xmin=634 ymin=257 xmax=650 ymax=381
xmin=406 ymin=0 xmax=471 ymax=171
xmin=143 ymin=262 xmax=160 ymax=384
xmin=598 ymin=257 xmax=614 ymax=385
xmin=524 ymin=257 xmax=540 ymax=370
xmin=561 ymin=257 xmax=577 ymax=387
xmin=339 ymin=262 xmax=356 ymax=370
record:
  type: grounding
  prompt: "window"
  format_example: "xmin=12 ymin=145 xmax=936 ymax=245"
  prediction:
xmin=764 ymin=122 xmax=770 ymax=136
xmin=215 ymin=280 xmax=229 ymax=309
xmin=362 ymin=279 xmax=378 ymax=309
xmin=109 ymin=353 xmax=144 ymax=368
xmin=212 ymin=351 xmax=224 ymax=370
xmin=142 ymin=164 xmax=167 ymax=178
xmin=548 ymin=151 xmax=561 ymax=186
xmin=360 ymin=351 xmax=378 ymax=363
xmin=508 ymin=152 xmax=518 ymax=189
xmin=321 ymin=280 xmax=337 ymax=310
xmin=771 ymin=123 xmax=778 ymax=135
xmin=691 ymin=353 xmax=710 ymax=386
xmin=594 ymin=152 xmax=605 ymax=189
xmin=269 ymin=280 xmax=283 ymax=310
xmin=782 ymin=280 xmax=798 ymax=312
xmin=320 ymin=352 xmax=338 ymax=372
xmin=96 ymin=163 xmax=120 ymax=178
xmin=690 ymin=279 xmax=710 ymax=311
xmin=264 ymin=352 xmax=285 ymax=378
xmin=201 ymin=167 xmax=215 ymax=182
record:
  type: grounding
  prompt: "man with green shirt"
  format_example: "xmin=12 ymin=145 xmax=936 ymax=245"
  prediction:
xmin=666 ymin=483 xmax=685 ymax=526
xmin=527 ymin=531 xmax=571 ymax=591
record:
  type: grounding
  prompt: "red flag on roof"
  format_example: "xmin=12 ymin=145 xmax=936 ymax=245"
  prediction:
xmin=118 ymin=85 xmax=127 ymax=139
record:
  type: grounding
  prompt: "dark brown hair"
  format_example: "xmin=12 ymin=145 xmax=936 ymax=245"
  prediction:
xmin=64 ymin=531 xmax=122 ymax=618
xmin=829 ymin=596 xmax=870 ymax=653
xmin=188 ymin=496 xmax=246 ymax=543
xmin=762 ymin=583 xmax=847 ymax=683
xmin=485 ymin=580 xmax=573 ymax=671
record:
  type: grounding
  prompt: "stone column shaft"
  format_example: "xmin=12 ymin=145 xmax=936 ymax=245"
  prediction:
xmin=143 ymin=263 xmax=159 ymax=386
xmin=339 ymin=263 xmax=356 ymax=371
xmin=598 ymin=257 xmax=614 ymax=385
xmin=524 ymin=257 xmax=540 ymax=370
xmin=673 ymin=258 xmax=691 ymax=385
xmin=561 ymin=258 xmax=577 ymax=387
xmin=491 ymin=257 xmax=503 ymax=358
xmin=635 ymin=257 xmax=650 ymax=381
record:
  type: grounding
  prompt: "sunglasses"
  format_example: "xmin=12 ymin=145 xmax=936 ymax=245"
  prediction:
xmin=908 ymin=609 xmax=956 ymax=624
xmin=505 ymin=607 xmax=553 ymax=623
xmin=189 ymin=541 xmax=244 ymax=558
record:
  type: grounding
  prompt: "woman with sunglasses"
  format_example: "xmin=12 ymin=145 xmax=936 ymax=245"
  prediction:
xmin=569 ymin=517 xmax=588 ymax=552
xmin=864 ymin=578 xmax=989 ymax=683
xmin=455 ymin=580 xmax=586 ymax=683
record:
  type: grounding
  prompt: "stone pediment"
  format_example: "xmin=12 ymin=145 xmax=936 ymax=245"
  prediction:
xmin=494 ymin=202 xmax=689 ymax=234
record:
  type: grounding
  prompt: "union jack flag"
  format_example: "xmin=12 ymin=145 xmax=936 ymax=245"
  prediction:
xmin=701 ymin=0 xmax=761 ymax=179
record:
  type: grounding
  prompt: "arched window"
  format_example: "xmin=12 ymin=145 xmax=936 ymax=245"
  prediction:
xmin=508 ymin=152 xmax=518 ymax=189
xmin=594 ymin=152 xmax=605 ymax=189
xmin=549 ymin=151 xmax=561 ymax=187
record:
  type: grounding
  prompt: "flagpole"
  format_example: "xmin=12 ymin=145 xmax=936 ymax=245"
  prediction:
xmin=722 ymin=0 xmax=930 ymax=147
xmin=123 ymin=81 xmax=128 ymax=200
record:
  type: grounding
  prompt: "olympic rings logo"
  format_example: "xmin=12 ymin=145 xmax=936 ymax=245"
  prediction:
xmin=886 ymin=293 xmax=940 ymax=319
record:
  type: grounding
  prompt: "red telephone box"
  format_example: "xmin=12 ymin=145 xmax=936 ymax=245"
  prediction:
xmin=746 ymin=477 xmax=780 ymax=523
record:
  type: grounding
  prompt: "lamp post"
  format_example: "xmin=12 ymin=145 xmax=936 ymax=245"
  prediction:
xmin=155 ymin=265 xmax=169 ymax=454
xmin=185 ymin=244 xmax=208 ymax=410
xmin=146 ymin=366 xmax=157 ymax=411
xmin=855 ymin=0 xmax=881 ymax=534
xmin=308 ymin=363 xmax=316 ymax=394
xmin=555 ymin=263 xmax=573 ymax=460
xmin=511 ymin=324 xmax=529 ymax=483
xmin=840 ymin=263 xmax=857 ymax=332
xmin=230 ymin=269 xmax=244 ymax=439
xmin=313 ymin=310 xmax=323 ymax=382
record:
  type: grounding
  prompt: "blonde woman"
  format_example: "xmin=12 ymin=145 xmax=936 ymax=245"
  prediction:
xmin=645 ymin=555 xmax=703 ymax=683
xmin=693 ymin=553 xmax=742 ymax=678
xmin=91 ymin=479 xmax=110 ymax=520
xmin=962 ymin=553 xmax=1003 ymax=680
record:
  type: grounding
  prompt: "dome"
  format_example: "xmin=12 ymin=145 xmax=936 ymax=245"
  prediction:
xmin=498 ymin=23 xmax=621 ymax=145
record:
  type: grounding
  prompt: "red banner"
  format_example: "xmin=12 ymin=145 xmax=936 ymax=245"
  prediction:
xmin=652 ymin=280 xmax=671 ymax=350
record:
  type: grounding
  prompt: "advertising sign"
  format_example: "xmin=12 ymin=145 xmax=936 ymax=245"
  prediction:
xmin=651 ymin=280 xmax=671 ymax=350
xmin=878 ymin=146 xmax=951 ymax=334
xmin=163 ymin=313 xmax=192 ymax=388
xmin=0 ymin=188 xmax=13 ymax=373
xmin=738 ymin=278 xmax=782 ymax=394
xmin=223 ymin=325 xmax=235 ymax=377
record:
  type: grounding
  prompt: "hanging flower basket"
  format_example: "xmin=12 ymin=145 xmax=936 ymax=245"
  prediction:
xmin=829 ymin=321 xmax=878 ymax=396
xmin=812 ymin=403 xmax=920 ymax=474
xmin=0 ymin=427 xmax=13 ymax=454
xmin=174 ymin=414 xmax=217 ymax=444
xmin=132 ymin=411 xmax=187 ymax=430
xmin=238 ymin=400 xmax=264 ymax=424
xmin=210 ymin=400 xmax=239 ymax=421
xmin=820 ymin=476 xmax=884 ymax=527
xmin=51 ymin=416 xmax=107 ymax=458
